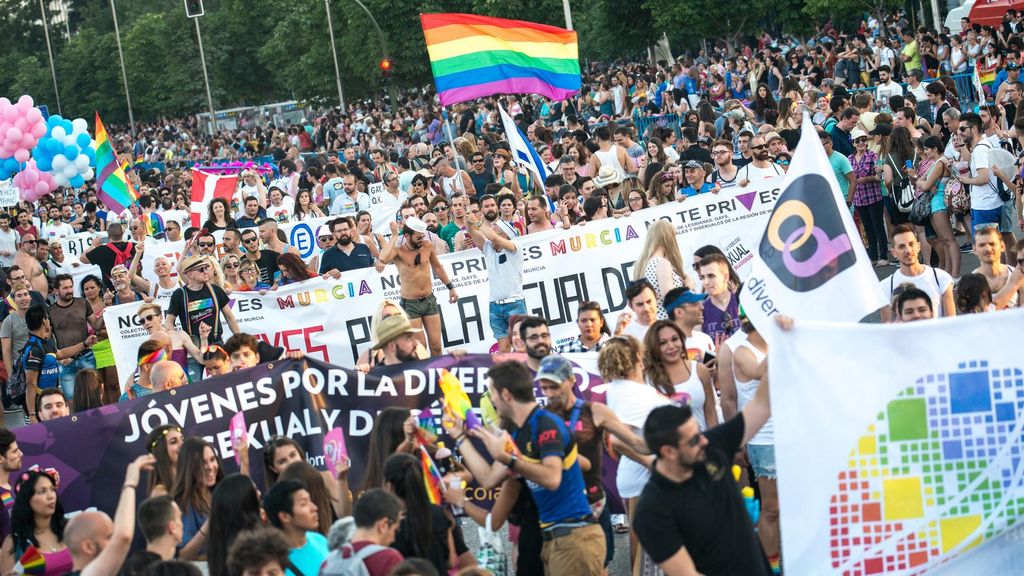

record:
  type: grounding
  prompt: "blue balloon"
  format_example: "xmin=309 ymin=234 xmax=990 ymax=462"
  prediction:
xmin=69 ymin=175 xmax=84 ymax=188
xmin=35 ymin=157 xmax=51 ymax=172
xmin=2 ymin=158 xmax=19 ymax=174
xmin=76 ymin=133 xmax=90 ymax=148
xmin=47 ymin=139 xmax=63 ymax=155
xmin=63 ymin=145 xmax=78 ymax=160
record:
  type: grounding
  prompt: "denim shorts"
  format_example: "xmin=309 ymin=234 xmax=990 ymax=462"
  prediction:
xmin=748 ymin=444 xmax=777 ymax=480
xmin=1000 ymin=198 xmax=1016 ymax=233
xmin=489 ymin=299 xmax=526 ymax=338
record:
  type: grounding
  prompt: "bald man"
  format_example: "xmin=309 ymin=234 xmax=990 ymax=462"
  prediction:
xmin=65 ymin=454 xmax=153 ymax=575
xmin=13 ymin=235 xmax=47 ymax=297
xmin=151 ymin=361 xmax=188 ymax=392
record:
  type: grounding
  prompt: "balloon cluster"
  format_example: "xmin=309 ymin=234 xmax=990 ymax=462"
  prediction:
xmin=0 ymin=96 xmax=48 ymax=181
xmin=11 ymin=160 xmax=56 ymax=201
xmin=32 ymin=116 xmax=96 ymax=189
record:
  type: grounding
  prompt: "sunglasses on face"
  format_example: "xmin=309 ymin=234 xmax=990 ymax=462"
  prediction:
xmin=243 ymin=237 xmax=258 ymax=243
xmin=684 ymin=431 xmax=704 ymax=448
xmin=192 ymin=265 xmax=211 ymax=274
xmin=223 ymin=262 xmax=239 ymax=269
xmin=751 ymin=144 xmax=767 ymax=150
xmin=22 ymin=240 xmax=36 ymax=245
xmin=140 ymin=314 xmax=160 ymax=322
xmin=434 ymin=206 xmax=448 ymax=212
xmin=198 ymin=242 xmax=214 ymax=248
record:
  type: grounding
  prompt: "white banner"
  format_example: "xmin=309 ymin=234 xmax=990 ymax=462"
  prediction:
xmin=61 ymin=231 xmax=108 ymax=260
xmin=740 ymin=116 xmax=887 ymax=338
xmin=0 ymin=180 xmax=18 ymax=207
xmin=771 ymin=311 xmax=1024 ymax=575
xmin=107 ymin=180 xmax=782 ymax=386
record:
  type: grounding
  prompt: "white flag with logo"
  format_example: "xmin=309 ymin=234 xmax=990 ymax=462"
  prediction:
xmin=771 ymin=310 xmax=1024 ymax=575
xmin=190 ymin=169 xmax=239 ymax=228
xmin=739 ymin=114 xmax=886 ymax=336
xmin=498 ymin=104 xmax=547 ymax=183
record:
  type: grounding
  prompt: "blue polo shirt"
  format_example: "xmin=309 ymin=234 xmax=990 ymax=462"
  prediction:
xmin=318 ymin=243 xmax=374 ymax=274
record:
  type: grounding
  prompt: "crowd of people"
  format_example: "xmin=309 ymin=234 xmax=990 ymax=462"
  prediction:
xmin=0 ymin=6 xmax=1022 ymax=576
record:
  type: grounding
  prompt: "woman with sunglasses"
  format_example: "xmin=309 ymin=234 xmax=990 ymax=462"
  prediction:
xmin=127 ymin=245 xmax=179 ymax=300
xmin=236 ymin=260 xmax=271 ymax=293
xmin=220 ymin=253 xmax=242 ymax=292
xmin=137 ymin=302 xmax=208 ymax=377
xmin=849 ymin=130 xmax=889 ymax=267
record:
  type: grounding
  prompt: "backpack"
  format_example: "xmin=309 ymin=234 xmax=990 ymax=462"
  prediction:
xmin=108 ymin=242 xmax=134 ymax=267
xmin=887 ymin=152 xmax=918 ymax=213
xmin=973 ymin=141 xmax=1016 ymax=202
xmin=319 ymin=543 xmax=387 ymax=576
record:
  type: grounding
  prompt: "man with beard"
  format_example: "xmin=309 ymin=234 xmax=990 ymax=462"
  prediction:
xmin=13 ymin=234 xmax=48 ymax=297
xmin=709 ymin=140 xmax=740 ymax=190
xmin=519 ymin=316 xmax=551 ymax=372
xmin=736 ymin=135 xmax=784 ymax=188
xmin=463 ymin=194 xmax=523 ymax=352
xmin=634 ymin=333 xmax=774 ymax=576
xmin=49 ymin=274 xmax=95 ymax=397
xmin=536 ymin=354 xmax=649 ymax=570
xmin=369 ymin=315 xmax=423 ymax=371
xmin=319 ymin=218 xmax=374 ymax=274
xmin=241 ymin=229 xmax=280 ymax=285
xmin=380 ymin=216 xmax=458 ymax=356
xmin=108 ymin=265 xmax=147 ymax=306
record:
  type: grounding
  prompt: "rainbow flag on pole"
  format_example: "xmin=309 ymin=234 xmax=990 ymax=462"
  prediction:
xmin=418 ymin=445 xmax=445 ymax=505
xmin=420 ymin=13 xmax=581 ymax=106
xmin=94 ymin=112 xmax=138 ymax=213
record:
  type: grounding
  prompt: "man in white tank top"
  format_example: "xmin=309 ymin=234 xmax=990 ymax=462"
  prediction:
xmin=587 ymin=125 xmax=634 ymax=177
xmin=731 ymin=313 xmax=779 ymax=572
xmin=430 ymin=156 xmax=474 ymax=199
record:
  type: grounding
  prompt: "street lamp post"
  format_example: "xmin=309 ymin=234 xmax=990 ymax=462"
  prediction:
xmin=348 ymin=0 xmax=396 ymax=112
xmin=110 ymin=0 xmax=136 ymax=136
xmin=324 ymin=0 xmax=346 ymax=111
xmin=39 ymin=0 xmax=63 ymax=115
xmin=190 ymin=15 xmax=216 ymax=135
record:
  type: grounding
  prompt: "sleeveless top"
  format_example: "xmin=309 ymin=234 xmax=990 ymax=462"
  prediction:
xmin=643 ymin=257 xmax=683 ymax=319
xmin=672 ymin=361 xmax=709 ymax=431
xmin=16 ymin=545 xmax=73 ymax=576
xmin=441 ymin=170 xmax=468 ymax=198
xmin=734 ymin=340 xmax=772 ymax=446
xmin=171 ymin=348 xmax=189 ymax=376
xmin=594 ymin=145 xmax=627 ymax=175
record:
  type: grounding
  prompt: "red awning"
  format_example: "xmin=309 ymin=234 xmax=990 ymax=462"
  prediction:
xmin=969 ymin=0 xmax=1024 ymax=28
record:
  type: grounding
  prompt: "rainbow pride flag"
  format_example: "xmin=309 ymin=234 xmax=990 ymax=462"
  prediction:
xmin=418 ymin=445 xmax=444 ymax=505
xmin=95 ymin=112 xmax=138 ymax=214
xmin=420 ymin=13 xmax=581 ymax=106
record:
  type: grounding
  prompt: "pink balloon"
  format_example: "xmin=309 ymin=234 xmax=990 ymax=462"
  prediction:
xmin=6 ymin=127 xmax=21 ymax=142
xmin=25 ymin=108 xmax=42 ymax=124
xmin=22 ymin=169 xmax=37 ymax=186
xmin=13 ymin=149 xmax=29 ymax=163
xmin=2 ymin=107 xmax=17 ymax=123
xmin=15 ymin=96 xmax=32 ymax=112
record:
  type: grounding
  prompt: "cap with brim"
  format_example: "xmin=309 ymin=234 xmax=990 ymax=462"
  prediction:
xmin=764 ymin=131 xmax=783 ymax=143
xmin=534 ymin=355 xmax=574 ymax=383
xmin=181 ymin=254 xmax=208 ymax=272
xmin=683 ymin=160 xmax=704 ymax=170
xmin=371 ymin=315 xmax=422 ymax=350
xmin=851 ymin=129 xmax=868 ymax=140
xmin=664 ymin=289 xmax=708 ymax=316
xmin=404 ymin=216 xmax=428 ymax=234
xmin=1008 ymin=63 xmax=1021 ymax=71
xmin=416 ymin=169 xmax=433 ymax=178
xmin=315 ymin=225 xmax=332 ymax=239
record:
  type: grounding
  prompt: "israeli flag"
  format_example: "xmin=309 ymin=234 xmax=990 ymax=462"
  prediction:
xmin=498 ymin=104 xmax=547 ymax=183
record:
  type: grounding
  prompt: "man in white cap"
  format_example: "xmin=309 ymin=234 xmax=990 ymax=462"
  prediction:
xmin=320 ymin=218 xmax=374 ymax=275
xmin=309 ymin=224 xmax=334 ymax=275
xmin=369 ymin=315 xmax=424 ymax=372
xmin=380 ymin=216 xmax=458 ymax=357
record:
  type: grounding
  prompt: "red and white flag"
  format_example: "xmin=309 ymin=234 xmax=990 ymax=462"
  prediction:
xmin=190 ymin=169 xmax=238 ymax=228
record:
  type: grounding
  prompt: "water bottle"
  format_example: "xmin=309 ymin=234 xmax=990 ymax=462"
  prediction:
xmin=448 ymin=477 xmax=464 ymax=515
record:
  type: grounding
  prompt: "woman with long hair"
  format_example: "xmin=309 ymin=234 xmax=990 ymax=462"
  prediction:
xmin=384 ymin=453 xmax=456 ymax=575
xmin=275 ymin=253 xmax=317 ymax=287
xmin=279 ymin=460 xmax=352 ymax=535
xmin=633 ymin=219 xmax=690 ymax=319
xmin=643 ymin=320 xmax=717 ymax=431
xmin=262 ymin=435 xmax=305 ymax=487
xmin=80 ymin=274 xmax=119 ymax=403
xmin=884 ymin=126 xmax=932 ymax=259
xmin=172 ymin=437 xmax=225 ymax=560
xmin=147 ymin=425 xmax=184 ymax=496
xmin=201 ymin=198 xmax=236 ymax=232
xmin=292 ymin=189 xmax=325 ymax=221
xmin=71 ymin=369 xmax=105 ymax=412
xmin=0 ymin=469 xmax=70 ymax=575
xmin=752 ymin=84 xmax=777 ymax=122
xmin=644 ymin=137 xmax=669 ymax=168
xmin=914 ymin=136 xmax=960 ymax=276
xmin=219 ymin=253 xmax=242 ymax=292
xmin=645 ymin=170 xmax=675 ymax=206
xmin=627 ymin=187 xmax=650 ymax=214
xmin=598 ymin=336 xmax=670 ymax=576
xmin=362 ymin=407 xmax=416 ymax=491
xmin=355 ymin=211 xmax=385 ymax=257
xmin=206 ymin=474 xmax=263 ymax=576
xmin=956 ymin=273 xmax=995 ymax=313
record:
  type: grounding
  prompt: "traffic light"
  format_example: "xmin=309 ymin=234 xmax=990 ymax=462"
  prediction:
xmin=184 ymin=0 xmax=205 ymax=18
xmin=379 ymin=58 xmax=392 ymax=78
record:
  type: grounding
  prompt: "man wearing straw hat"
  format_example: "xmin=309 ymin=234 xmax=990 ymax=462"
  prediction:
xmin=369 ymin=315 xmax=423 ymax=372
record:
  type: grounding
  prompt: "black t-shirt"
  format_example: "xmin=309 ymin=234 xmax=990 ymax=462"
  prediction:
xmin=167 ymin=283 xmax=230 ymax=344
xmin=634 ymin=414 xmax=771 ymax=575
xmin=87 ymin=241 xmax=136 ymax=289
xmin=249 ymin=250 xmax=280 ymax=285
xmin=392 ymin=504 xmax=451 ymax=576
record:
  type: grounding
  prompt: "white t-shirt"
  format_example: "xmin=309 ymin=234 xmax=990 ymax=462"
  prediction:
xmin=620 ymin=319 xmax=651 ymax=342
xmin=968 ymin=142 xmax=1005 ymax=210
xmin=482 ymin=234 xmax=523 ymax=302
xmin=267 ymin=196 xmax=295 ymax=223
xmin=685 ymin=330 xmax=715 ymax=362
xmin=738 ymin=162 xmax=783 ymax=182
xmin=0 ymin=229 xmax=17 ymax=267
xmin=879 ymin=265 xmax=954 ymax=317
xmin=607 ymin=378 xmax=673 ymax=498
xmin=159 ymin=209 xmax=190 ymax=229
xmin=875 ymin=81 xmax=903 ymax=110
xmin=43 ymin=221 xmax=75 ymax=241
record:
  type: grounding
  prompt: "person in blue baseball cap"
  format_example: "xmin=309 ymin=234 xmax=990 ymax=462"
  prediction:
xmin=663 ymin=286 xmax=716 ymax=365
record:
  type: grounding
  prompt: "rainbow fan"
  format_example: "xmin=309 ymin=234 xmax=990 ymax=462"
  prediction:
xmin=18 ymin=545 xmax=46 ymax=575
xmin=439 ymin=370 xmax=481 ymax=430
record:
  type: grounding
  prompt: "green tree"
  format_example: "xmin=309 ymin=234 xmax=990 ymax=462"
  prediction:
xmin=55 ymin=28 xmax=128 ymax=122
xmin=122 ymin=12 xmax=207 ymax=118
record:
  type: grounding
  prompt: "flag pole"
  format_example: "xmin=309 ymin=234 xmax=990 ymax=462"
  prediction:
xmin=441 ymin=106 xmax=465 ymax=172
